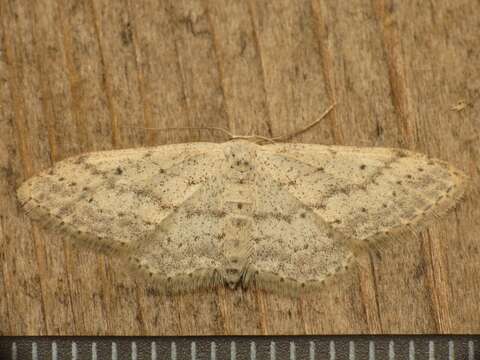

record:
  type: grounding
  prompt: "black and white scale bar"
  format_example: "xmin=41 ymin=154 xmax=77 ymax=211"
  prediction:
xmin=0 ymin=336 xmax=478 ymax=360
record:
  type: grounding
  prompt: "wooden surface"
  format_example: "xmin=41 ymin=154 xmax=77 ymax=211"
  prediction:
xmin=1 ymin=0 xmax=479 ymax=335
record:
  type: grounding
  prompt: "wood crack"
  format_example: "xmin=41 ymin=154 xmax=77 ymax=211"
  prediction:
xmin=311 ymin=0 xmax=343 ymax=145
xmin=88 ymin=0 xmax=119 ymax=148
xmin=372 ymin=0 xmax=416 ymax=148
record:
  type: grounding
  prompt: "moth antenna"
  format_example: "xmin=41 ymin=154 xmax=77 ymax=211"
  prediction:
xmin=121 ymin=103 xmax=334 ymax=144
xmin=224 ymin=102 xmax=336 ymax=144
xmin=269 ymin=102 xmax=336 ymax=143
xmin=121 ymin=124 xmax=235 ymax=140
xmin=230 ymin=134 xmax=276 ymax=143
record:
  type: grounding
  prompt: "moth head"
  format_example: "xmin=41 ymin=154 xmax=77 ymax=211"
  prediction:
xmin=223 ymin=142 xmax=256 ymax=173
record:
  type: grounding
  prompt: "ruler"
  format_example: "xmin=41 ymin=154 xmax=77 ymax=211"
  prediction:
xmin=0 ymin=336 xmax=478 ymax=360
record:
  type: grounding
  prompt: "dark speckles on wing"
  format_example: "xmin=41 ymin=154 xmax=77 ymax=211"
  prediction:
xmin=253 ymin=212 xmax=292 ymax=223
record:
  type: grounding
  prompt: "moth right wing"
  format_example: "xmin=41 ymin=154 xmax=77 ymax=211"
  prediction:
xmin=257 ymin=143 xmax=468 ymax=247
xmin=250 ymin=157 xmax=354 ymax=293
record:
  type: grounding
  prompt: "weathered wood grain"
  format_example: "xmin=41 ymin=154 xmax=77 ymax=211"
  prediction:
xmin=0 ymin=0 xmax=479 ymax=335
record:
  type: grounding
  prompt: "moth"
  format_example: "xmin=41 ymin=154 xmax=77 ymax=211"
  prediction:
xmin=17 ymin=108 xmax=468 ymax=294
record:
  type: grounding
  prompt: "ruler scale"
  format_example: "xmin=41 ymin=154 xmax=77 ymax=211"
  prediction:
xmin=0 ymin=336 xmax=478 ymax=360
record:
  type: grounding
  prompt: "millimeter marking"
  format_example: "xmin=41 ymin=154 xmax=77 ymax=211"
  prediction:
xmin=448 ymin=340 xmax=454 ymax=360
xmin=111 ymin=342 xmax=117 ymax=360
xmin=369 ymin=341 xmax=375 ymax=360
xmin=91 ymin=342 xmax=97 ymax=360
xmin=250 ymin=341 xmax=256 ymax=360
xmin=151 ymin=342 xmax=157 ymax=360
xmin=409 ymin=341 xmax=415 ymax=360
xmin=110 ymin=341 xmax=118 ymax=360
xmin=171 ymin=342 xmax=176 ymax=360
xmin=290 ymin=341 xmax=296 ymax=360
xmin=11 ymin=342 xmax=16 ymax=360
xmin=231 ymin=341 xmax=236 ymax=360
xmin=349 ymin=341 xmax=355 ymax=360
xmin=31 ymin=342 xmax=37 ymax=360
xmin=428 ymin=341 xmax=434 ymax=360
xmin=309 ymin=341 xmax=315 ymax=360
xmin=51 ymin=341 xmax=57 ymax=360
xmin=270 ymin=341 xmax=276 ymax=360
xmin=211 ymin=341 xmax=216 ymax=360
xmin=71 ymin=342 xmax=77 ymax=360
xmin=132 ymin=342 xmax=137 ymax=360
xmin=389 ymin=341 xmax=395 ymax=360
xmin=330 ymin=340 xmax=336 ymax=360
xmin=191 ymin=342 xmax=196 ymax=360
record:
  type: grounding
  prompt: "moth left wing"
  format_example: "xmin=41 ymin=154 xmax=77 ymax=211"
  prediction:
xmin=17 ymin=143 xmax=224 ymax=258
